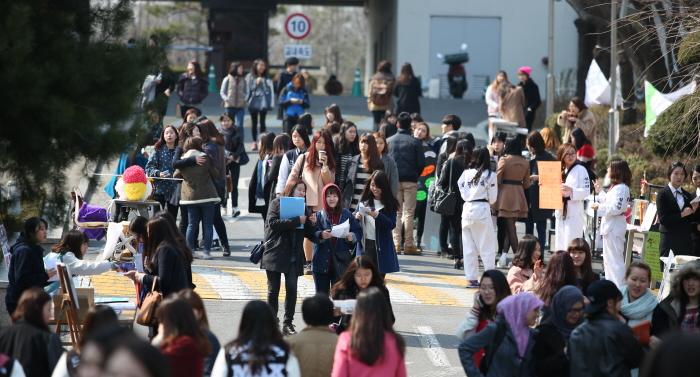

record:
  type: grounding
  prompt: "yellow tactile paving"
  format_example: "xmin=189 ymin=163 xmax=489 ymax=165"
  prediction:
xmin=90 ymin=272 xmax=137 ymax=298
xmin=384 ymin=276 xmax=459 ymax=306
xmin=192 ymin=274 xmax=220 ymax=300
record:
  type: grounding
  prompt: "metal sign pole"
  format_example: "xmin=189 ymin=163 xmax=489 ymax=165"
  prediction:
xmin=608 ymin=0 xmax=619 ymax=158
xmin=546 ymin=0 xmax=555 ymax=117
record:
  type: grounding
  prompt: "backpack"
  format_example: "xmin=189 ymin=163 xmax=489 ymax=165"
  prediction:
xmin=370 ymin=80 xmax=392 ymax=107
xmin=479 ymin=320 xmax=507 ymax=374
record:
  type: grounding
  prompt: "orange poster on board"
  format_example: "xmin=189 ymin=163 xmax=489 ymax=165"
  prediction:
xmin=538 ymin=161 xmax=563 ymax=210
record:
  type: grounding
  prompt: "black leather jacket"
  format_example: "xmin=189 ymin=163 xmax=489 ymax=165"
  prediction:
xmin=568 ymin=312 xmax=644 ymax=377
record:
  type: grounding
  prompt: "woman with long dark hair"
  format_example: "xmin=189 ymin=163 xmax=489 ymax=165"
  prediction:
xmin=554 ymin=143 xmax=591 ymax=250
xmin=495 ymin=137 xmax=531 ymax=259
xmin=124 ymin=217 xmax=194 ymax=311
xmin=506 ymin=234 xmax=542 ymax=294
xmin=652 ymin=262 xmax=700 ymax=337
xmin=6 ymin=217 xmax=52 ymax=314
xmin=330 ymin=256 xmax=394 ymax=333
xmin=533 ymin=250 xmax=577 ymax=306
xmin=367 ymin=61 xmax=395 ymax=130
xmin=393 ymin=63 xmax=421 ymax=115
xmin=220 ymin=113 xmax=245 ymax=218
xmin=211 ymin=300 xmax=301 ymax=376
xmin=456 ymin=270 xmax=512 ymax=369
xmin=50 ymin=229 xmax=116 ymax=276
xmin=571 ymin=127 xmax=596 ymax=172
xmin=355 ymin=171 xmax=400 ymax=275
xmin=566 ymin=238 xmax=599 ymax=293
xmin=342 ymin=133 xmax=384 ymax=209
xmin=334 ymin=122 xmax=360 ymax=192
xmin=0 ymin=288 xmax=63 ymax=377
xmin=275 ymin=125 xmax=310 ymax=197
xmin=246 ymin=59 xmax=275 ymax=151
xmin=177 ymin=290 xmax=220 ymax=377
xmin=372 ymin=132 xmax=400 ymax=196
xmin=324 ymin=104 xmax=344 ymax=128
xmin=439 ymin=139 xmax=473 ymax=269
xmin=155 ymin=297 xmax=210 ymax=377
xmin=220 ymin=62 xmax=247 ymax=139
xmin=248 ymin=132 xmax=276 ymax=221
xmin=458 ymin=148 xmax=498 ymax=288
xmin=146 ymin=125 xmax=180 ymax=218
xmin=331 ymin=287 xmax=406 ymax=376
xmin=176 ymin=60 xmax=208 ymax=119
xmin=266 ymin=133 xmax=291 ymax=203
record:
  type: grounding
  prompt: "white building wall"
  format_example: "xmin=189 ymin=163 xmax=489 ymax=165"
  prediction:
xmin=393 ymin=0 xmax=579 ymax=99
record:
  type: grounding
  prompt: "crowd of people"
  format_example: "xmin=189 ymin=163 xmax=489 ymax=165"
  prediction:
xmin=5 ymin=54 xmax=700 ymax=377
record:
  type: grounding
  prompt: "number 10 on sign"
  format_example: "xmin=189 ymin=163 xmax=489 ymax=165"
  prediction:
xmin=285 ymin=13 xmax=311 ymax=40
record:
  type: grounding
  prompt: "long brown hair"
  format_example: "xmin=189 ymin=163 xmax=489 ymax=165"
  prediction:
xmin=197 ymin=119 xmax=224 ymax=146
xmin=177 ymin=289 xmax=210 ymax=330
xmin=567 ymin=238 xmax=597 ymax=287
xmin=51 ymin=229 xmax=88 ymax=259
xmin=155 ymin=297 xmax=211 ymax=355
xmin=258 ymin=132 xmax=276 ymax=159
xmin=12 ymin=288 xmax=51 ymax=331
xmin=271 ymin=134 xmax=291 ymax=156
xmin=359 ymin=133 xmax=384 ymax=172
xmin=397 ymin=63 xmax=415 ymax=85
xmin=306 ymin=131 xmax=336 ymax=171
xmin=144 ymin=217 xmax=193 ymax=270
xmin=534 ymin=250 xmax=577 ymax=305
xmin=359 ymin=170 xmax=398 ymax=213
xmin=349 ymin=287 xmax=405 ymax=365
xmin=331 ymin=256 xmax=384 ymax=298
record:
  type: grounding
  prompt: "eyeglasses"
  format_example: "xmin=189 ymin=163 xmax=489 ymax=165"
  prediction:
xmin=569 ymin=306 xmax=584 ymax=313
xmin=564 ymin=151 xmax=576 ymax=157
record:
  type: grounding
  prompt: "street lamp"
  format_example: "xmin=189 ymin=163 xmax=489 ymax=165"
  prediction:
xmin=609 ymin=0 xmax=619 ymax=158
xmin=546 ymin=0 xmax=556 ymax=117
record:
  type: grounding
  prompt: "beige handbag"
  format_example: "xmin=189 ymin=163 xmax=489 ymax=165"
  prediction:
xmin=136 ymin=278 xmax=162 ymax=326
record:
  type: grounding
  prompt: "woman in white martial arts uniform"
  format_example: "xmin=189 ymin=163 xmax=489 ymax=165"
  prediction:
xmin=458 ymin=147 xmax=498 ymax=288
xmin=554 ymin=143 xmax=591 ymax=251
xmin=591 ymin=159 xmax=632 ymax=287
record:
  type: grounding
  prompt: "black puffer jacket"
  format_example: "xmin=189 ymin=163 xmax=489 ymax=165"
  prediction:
xmin=261 ymin=197 xmax=314 ymax=275
xmin=387 ymin=129 xmax=425 ymax=182
xmin=568 ymin=312 xmax=644 ymax=377
xmin=6 ymin=235 xmax=48 ymax=314
xmin=176 ymin=74 xmax=208 ymax=105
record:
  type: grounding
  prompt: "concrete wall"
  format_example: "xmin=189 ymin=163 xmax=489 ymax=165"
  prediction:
xmin=370 ymin=0 xmax=579 ymax=99
xmin=365 ymin=0 xmax=397 ymax=86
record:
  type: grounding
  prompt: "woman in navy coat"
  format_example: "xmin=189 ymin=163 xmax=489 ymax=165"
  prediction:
xmin=354 ymin=171 xmax=400 ymax=275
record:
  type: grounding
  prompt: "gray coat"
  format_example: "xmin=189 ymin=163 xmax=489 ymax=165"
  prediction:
xmin=459 ymin=319 xmax=536 ymax=377
xmin=341 ymin=154 xmax=400 ymax=208
xmin=261 ymin=198 xmax=315 ymax=275
xmin=174 ymin=150 xmax=220 ymax=206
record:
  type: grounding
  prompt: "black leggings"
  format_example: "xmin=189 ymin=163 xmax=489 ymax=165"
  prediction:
xmin=227 ymin=163 xmax=240 ymax=208
xmin=372 ymin=110 xmax=384 ymax=131
xmin=415 ymin=200 xmax=427 ymax=247
xmin=439 ymin=214 xmax=461 ymax=256
xmin=213 ymin=204 xmax=229 ymax=252
xmin=501 ymin=217 xmax=518 ymax=254
xmin=266 ymin=265 xmax=299 ymax=325
xmin=250 ymin=110 xmax=267 ymax=141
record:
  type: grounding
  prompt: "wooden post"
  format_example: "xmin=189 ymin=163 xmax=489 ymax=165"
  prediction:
xmin=56 ymin=264 xmax=81 ymax=350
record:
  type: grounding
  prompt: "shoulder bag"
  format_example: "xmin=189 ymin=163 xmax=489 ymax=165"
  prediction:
xmin=433 ymin=161 xmax=459 ymax=216
xmin=136 ymin=277 xmax=162 ymax=326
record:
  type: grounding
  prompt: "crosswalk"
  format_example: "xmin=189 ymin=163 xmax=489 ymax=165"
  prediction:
xmin=89 ymin=265 xmax=476 ymax=307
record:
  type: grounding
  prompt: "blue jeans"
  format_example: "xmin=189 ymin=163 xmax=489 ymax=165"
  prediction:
xmin=186 ymin=202 xmax=216 ymax=252
xmin=225 ymin=107 xmax=246 ymax=141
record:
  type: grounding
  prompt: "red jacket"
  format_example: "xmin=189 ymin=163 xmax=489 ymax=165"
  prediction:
xmin=161 ymin=336 xmax=204 ymax=377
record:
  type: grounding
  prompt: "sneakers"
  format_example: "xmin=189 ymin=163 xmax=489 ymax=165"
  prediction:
xmin=282 ymin=323 xmax=297 ymax=336
xmin=466 ymin=280 xmax=480 ymax=289
xmin=496 ymin=253 xmax=508 ymax=268
xmin=403 ymin=246 xmax=421 ymax=255
xmin=304 ymin=262 xmax=312 ymax=275
xmin=195 ymin=251 xmax=212 ymax=260
xmin=232 ymin=207 xmax=241 ymax=218
xmin=251 ymin=142 xmax=258 ymax=151
xmin=223 ymin=248 xmax=231 ymax=257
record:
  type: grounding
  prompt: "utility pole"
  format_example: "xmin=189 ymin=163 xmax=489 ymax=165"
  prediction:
xmin=546 ymin=0 xmax=555 ymax=117
xmin=608 ymin=0 xmax=619 ymax=158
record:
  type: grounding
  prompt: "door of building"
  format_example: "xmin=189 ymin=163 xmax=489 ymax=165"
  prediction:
xmin=429 ymin=16 xmax=501 ymax=100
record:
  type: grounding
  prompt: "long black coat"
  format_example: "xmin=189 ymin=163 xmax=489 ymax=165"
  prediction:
xmin=394 ymin=77 xmax=422 ymax=115
xmin=142 ymin=244 xmax=193 ymax=297
xmin=6 ymin=235 xmax=48 ymax=314
xmin=261 ymin=197 xmax=314 ymax=275
xmin=526 ymin=152 xmax=556 ymax=221
xmin=533 ymin=323 xmax=569 ymax=377
xmin=656 ymin=185 xmax=694 ymax=256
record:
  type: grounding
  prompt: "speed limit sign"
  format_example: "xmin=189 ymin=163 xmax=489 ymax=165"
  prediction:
xmin=285 ymin=13 xmax=311 ymax=40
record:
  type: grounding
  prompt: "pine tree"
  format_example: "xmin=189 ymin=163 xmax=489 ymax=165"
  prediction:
xmin=0 ymin=0 xmax=158 ymax=224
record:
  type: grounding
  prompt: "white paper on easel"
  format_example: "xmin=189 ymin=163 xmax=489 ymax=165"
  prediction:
xmin=658 ymin=249 xmax=674 ymax=300
xmin=640 ymin=203 xmax=657 ymax=232
xmin=101 ymin=222 xmax=123 ymax=261
xmin=330 ymin=219 xmax=350 ymax=238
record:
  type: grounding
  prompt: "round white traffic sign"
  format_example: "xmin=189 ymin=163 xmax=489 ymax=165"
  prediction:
xmin=285 ymin=13 xmax=311 ymax=40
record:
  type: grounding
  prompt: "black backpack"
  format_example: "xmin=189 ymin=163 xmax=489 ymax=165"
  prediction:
xmin=479 ymin=321 xmax=508 ymax=374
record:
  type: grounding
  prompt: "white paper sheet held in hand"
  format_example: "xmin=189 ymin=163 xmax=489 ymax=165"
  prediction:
xmin=333 ymin=299 xmax=357 ymax=315
xmin=330 ymin=219 xmax=350 ymax=238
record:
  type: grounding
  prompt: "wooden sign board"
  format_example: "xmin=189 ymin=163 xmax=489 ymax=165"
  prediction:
xmin=538 ymin=161 xmax=563 ymax=209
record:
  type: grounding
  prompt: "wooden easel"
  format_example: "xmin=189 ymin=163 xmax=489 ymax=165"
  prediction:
xmin=56 ymin=264 xmax=81 ymax=350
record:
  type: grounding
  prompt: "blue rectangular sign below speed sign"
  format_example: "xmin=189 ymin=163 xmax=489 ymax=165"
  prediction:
xmin=284 ymin=44 xmax=312 ymax=60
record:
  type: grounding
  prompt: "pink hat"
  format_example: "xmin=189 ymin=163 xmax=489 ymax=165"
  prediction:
xmin=518 ymin=66 xmax=532 ymax=76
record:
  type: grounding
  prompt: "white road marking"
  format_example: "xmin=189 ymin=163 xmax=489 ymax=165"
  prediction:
xmin=193 ymin=266 xmax=258 ymax=300
xmin=414 ymin=325 xmax=452 ymax=368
